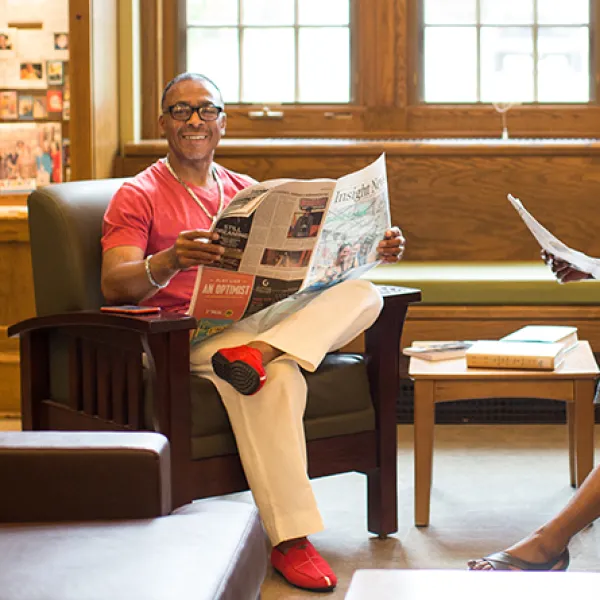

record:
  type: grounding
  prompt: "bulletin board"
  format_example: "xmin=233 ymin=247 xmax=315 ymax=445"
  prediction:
xmin=0 ymin=0 xmax=70 ymax=192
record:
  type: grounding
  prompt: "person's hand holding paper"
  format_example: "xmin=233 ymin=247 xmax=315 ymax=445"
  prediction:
xmin=508 ymin=193 xmax=600 ymax=281
xmin=540 ymin=249 xmax=593 ymax=284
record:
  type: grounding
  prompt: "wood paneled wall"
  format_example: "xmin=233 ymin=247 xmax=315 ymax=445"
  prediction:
xmin=0 ymin=208 xmax=35 ymax=415
xmin=70 ymin=0 xmax=120 ymax=180
xmin=116 ymin=140 xmax=600 ymax=262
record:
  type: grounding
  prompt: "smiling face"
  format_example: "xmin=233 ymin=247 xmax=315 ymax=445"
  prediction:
xmin=158 ymin=78 xmax=226 ymax=165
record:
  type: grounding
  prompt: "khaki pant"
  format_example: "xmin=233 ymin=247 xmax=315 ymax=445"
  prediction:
xmin=190 ymin=279 xmax=383 ymax=545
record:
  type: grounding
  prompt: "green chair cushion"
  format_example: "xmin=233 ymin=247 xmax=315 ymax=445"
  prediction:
xmin=187 ymin=354 xmax=375 ymax=460
xmin=365 ymin=262 xmax=600 ymax=305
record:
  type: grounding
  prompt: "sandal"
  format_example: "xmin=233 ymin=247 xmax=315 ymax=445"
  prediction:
xmin=470 ymin=548 xmax=570 ymax=571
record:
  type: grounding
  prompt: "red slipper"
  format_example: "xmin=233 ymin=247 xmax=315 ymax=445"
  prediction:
xmin=211 ymin=345 xmax=267 ymax=395
xmin=271 ymin=540 xmax=337 ymax=592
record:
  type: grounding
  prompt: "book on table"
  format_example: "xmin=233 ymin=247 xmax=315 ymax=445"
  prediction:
xmin=402 ymin=341 xmax=474 ymax=361
xmin=500 ymin=325 xmax=578 ymax=353
xmin=465 ymin=340 xmax=567 ymax=370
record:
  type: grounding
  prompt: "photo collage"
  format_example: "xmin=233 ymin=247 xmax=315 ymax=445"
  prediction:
xmin=0 ymin=0 xmax=70 ymax=192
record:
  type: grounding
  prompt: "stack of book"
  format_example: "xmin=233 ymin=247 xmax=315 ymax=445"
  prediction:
xmin=403 ymin=325 xmax=578 ymax=370
xmin=465 ymin=325 xmax=578 ymax=370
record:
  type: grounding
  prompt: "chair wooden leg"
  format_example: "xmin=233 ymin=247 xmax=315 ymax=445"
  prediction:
xmin=367 ymin=459 xmax=398 ymax=538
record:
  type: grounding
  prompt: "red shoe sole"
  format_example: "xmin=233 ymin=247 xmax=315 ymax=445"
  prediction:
xmin=212 ymin=351 xmax=263 ymax=395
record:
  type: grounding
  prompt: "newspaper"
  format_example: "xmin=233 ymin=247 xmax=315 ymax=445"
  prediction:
xmin=189 ymin=154 xmax=391 ymax=343
xmin=507 ymin=193 xmax=600 ymax=279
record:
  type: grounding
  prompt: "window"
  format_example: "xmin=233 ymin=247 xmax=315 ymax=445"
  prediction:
xmin=422 ymin=0 xmax=591 ymax=103
xmin=185 ymin=0 xmax=352 ymax=104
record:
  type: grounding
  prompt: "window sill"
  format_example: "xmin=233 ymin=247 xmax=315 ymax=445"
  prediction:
xmin=123 ymin=137 xmax=600 ymax=159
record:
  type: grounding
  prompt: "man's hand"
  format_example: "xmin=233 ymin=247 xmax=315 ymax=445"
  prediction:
xmin=541 ymin=250 xmax=592 ymax=283
xmin=168 ymin=229 xmax=224 ymax=270
xmin=377 ymin=227 xmax=405 ymax=263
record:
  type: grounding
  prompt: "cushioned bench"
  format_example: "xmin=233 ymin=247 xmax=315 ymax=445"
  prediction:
xmin=361 ymin=262 xmax=600 ymax=352
xmin=0 ymin=431 xmax=267 ymax=600
xmin=367 ymin=262 xmax=600 ymax=305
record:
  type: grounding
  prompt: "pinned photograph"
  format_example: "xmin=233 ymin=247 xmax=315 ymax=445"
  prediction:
xmin=53 ymin=32 xmax=68 ymax=51
xmin=62 ymin=69 xmax=70 ymax=120
xmin=32 ymin=95 xmax=47 ymax=119
xmin=0 ymin=122 xmax=62 ymax=193
xmin=46 ymin=60 xmax=63 ymax=85
xmin=19 ymin=62 xmax=43 ymax=82
xmin=0 ymin=91 xmax=18 ymax=119
xmin=0 ymin=30 xmax=15 ymax=52
xmin=18 ymin=94 xmax=34 ymax=120
xmin=47 ymin=89 xmax=63 ymax=113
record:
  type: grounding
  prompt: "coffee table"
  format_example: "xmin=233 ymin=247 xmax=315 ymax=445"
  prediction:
xmin=410 ymin=341 xmax=599 ymax=526
xmin=345 ymin=569 xmax=600 ymax=599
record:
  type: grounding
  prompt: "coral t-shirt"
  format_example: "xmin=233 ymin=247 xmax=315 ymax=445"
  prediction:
xmin=102 ymin=160 xmax=255 ymax=313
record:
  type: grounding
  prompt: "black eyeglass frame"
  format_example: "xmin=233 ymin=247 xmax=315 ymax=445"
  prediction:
xmin=163 ymin=102 xmax=224 ymax=122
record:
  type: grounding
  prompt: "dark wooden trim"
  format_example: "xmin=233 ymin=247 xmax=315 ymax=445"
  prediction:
xmin=8 ymin=311 xmax=196 ymax=338
xmin=111 ymin=352 xmax=126 ymax=425
xmin=81 ymin=341 xmax=97 ymax=415
xmin=70 ymin=0 xmax=93 ymax=180
xmin=166 ymin=0 xmax=186 ymax=80
xmin=365 ymin=286 xmax=421 ymax=535
xmin=307 ymin=431 xmax=378 ymax=478
xmin=162 ymin=330 xmax=193 ymax=507
xmin=19 ymin=331 xmax=49 ymax=430
xmin=140 ymin=0 xmax=162 ymax=139
xmin=68 ymin=337 xmax=82 ymax=411
xmin=40 ymin=400 xmax=131 ymax=431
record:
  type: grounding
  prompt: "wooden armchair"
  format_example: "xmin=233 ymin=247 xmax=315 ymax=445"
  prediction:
xmin=9 ymin=179 xmax=421 ymax=537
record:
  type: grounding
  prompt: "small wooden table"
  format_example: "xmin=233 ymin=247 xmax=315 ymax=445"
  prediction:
xmin=345 ymin=569 xmax=600 ymax=600
xmin=410 ymin=341 xmax=599 ymax=527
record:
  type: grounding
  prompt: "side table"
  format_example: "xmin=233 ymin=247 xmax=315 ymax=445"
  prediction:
xmin=410 ymin=341 xmax=599 ymax=527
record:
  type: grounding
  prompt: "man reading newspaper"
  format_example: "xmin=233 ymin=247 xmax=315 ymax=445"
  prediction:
xmin=101 ymin=72 xmax=405 ymax=593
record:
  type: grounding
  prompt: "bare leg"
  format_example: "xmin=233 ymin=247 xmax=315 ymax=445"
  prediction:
xmin=247 ymin=341 xmax=282 ymax=364
xmin=469 ymin=463 xmax=600 ymax=570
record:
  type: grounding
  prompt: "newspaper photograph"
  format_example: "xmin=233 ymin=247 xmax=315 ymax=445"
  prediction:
xmin=507 ymin=193 xmax=600 ymax=279
xmin=189 ymin=154 xmax=391 ymax=344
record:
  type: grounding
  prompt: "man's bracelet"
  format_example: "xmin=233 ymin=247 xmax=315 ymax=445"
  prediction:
xmin=144 ymin=254 xmax=168 ymax=289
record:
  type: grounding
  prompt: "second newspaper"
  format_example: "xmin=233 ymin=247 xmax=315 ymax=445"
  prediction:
xmin=189 ymin=154 xmax=391 ymax=343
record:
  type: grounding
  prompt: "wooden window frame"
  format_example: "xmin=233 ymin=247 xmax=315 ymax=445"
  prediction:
xmin=404 ymin=0 xmax=600 ymax=138
xmin=138 ymin=0 xmax=600 ymax=140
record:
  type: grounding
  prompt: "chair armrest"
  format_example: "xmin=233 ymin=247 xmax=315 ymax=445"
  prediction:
xmin=0 ymin=431 xmax=172 ymax=522
xmin=8 ymin=310 xmax=196 ymax=337
xmin=365 ymin=285 xmax=421 ymax=411
xmin=10 ymin=311 xmax=196 ymax=436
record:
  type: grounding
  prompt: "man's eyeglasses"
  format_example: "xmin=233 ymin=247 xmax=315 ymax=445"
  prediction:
xmin=164 ymin=102 xmax=224 ymax=122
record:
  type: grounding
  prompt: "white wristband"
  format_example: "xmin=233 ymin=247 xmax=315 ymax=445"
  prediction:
xmin=144 ymin=254 xmax=168 ymax=289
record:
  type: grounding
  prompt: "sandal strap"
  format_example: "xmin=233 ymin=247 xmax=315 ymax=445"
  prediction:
xmin=483 ymin=549 xmax=569 ymax=571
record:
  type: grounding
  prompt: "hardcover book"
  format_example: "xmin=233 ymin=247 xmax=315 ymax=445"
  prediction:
xmin=466 ymin=340 xmax=567 ymax=371
xmin=501 ymin=325 xmax=578 ymax=353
